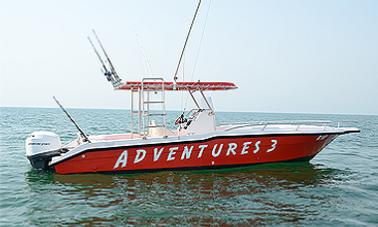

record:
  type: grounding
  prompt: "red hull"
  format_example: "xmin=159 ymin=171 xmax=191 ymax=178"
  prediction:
xmin=53 ymin=134 xmax=337 ymax=174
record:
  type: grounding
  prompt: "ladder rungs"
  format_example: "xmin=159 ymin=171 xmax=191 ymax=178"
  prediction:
xmin=143 ymin=101 xmax=164 ymax=104
xmin=145 ymin=113 xmax=167 ymax=116
xmin=147 ymin=125 xmax=166 ymax=128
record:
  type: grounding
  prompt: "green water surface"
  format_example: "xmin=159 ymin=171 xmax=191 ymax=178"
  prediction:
xmin=0 ymin=108 xmax=377 ymax=226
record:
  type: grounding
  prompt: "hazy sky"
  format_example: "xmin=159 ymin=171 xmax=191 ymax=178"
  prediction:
xmin=0 ymin=0 xmax=377 ymax=115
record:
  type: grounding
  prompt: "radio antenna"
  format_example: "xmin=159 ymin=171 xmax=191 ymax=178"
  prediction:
xmin=53 ymin=96 xmax=91 ymax=143
xmin=92 ymin=29 xmax=122 ymax=84
xmin=173 ymin=0 xmax=202 ymax=85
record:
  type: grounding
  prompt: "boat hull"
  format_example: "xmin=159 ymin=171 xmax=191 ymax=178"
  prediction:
xmin=52 ymin=133 xmax=338 ymax=174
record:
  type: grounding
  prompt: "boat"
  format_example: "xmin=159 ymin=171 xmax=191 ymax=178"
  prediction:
xmin=25 ymin=1 xmax=359 ymax=174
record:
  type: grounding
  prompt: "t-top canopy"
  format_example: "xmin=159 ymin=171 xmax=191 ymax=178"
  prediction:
xmin=116 ymin=81 xmax=238 ymax=91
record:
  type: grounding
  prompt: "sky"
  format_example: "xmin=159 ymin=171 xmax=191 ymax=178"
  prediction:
xmin=0 ymin=0 xmax=377 ymax=115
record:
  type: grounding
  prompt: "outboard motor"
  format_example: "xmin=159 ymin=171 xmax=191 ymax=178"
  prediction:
xmin=25 ymin=131 xmax=62 ymax=170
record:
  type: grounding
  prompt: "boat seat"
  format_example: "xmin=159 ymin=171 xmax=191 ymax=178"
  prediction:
xmin=148 ymin=127 xmax=175 ymax=138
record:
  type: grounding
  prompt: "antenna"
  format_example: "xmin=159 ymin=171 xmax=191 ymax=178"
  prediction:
xmin=91 ymin=29 xmax=122 ymax=83
xmin=136 ymin=33 xmax=153 ymax=76
xmin=87 ymin=36 xmax=113 ymax=83
xmin=53 ymin=96 xmax=91 ymax=143
xmin=173 ymin=0 xmax=202 ymax=85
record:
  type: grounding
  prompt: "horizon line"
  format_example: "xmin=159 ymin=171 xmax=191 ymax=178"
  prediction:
xmin=1 ymin=105 xmax=377 ymax=117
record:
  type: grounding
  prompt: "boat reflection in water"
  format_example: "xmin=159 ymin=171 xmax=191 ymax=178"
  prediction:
xmin=25 ymin=162 xmax=349 ymax=225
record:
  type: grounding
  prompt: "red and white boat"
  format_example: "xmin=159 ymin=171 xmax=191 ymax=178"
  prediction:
xmin=25 ymin=79 xmax=359 ymax=175
xmin=25 ymin=2 xmax=359 ymax=174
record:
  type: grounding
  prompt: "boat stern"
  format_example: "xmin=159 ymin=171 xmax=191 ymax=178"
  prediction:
xmin=25 ymin=131 xmax=63 ymax=170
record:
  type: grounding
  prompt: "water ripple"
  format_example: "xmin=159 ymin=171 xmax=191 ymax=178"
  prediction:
xmin=0 ymin=108 xmax=377 ymax=226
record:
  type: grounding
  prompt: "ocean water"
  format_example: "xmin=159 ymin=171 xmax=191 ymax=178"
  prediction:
xmin=0 ymin=107 xmax=377 ymax=226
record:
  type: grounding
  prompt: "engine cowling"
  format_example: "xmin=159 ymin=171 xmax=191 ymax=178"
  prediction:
xmin=25 ymin=131 xmax=62 ymax=170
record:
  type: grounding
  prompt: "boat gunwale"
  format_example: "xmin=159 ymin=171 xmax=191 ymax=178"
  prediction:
xmin=50 ymin=127 xmax=359 ymax=166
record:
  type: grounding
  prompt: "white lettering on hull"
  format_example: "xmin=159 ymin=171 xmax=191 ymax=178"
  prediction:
xmin=253 ymin=141 xmax=261 ymax=154
xmin=267 ymin=140 xmax=278 ymax=153
xmin=153 ymin=147 xmax=164 ymax=161
xmin=114 ymin=150 xmax=128 ymax=169
xmin=211 ymin=144 xmax=223 ymax=157
xmin=113 ymin=139 xmax=279 ymax=169
xmin=134 ymin=149 xmax=146 ymax=164
xmin=181 ymin=146 xmax=193 ymax=160
xmin=226 ymin=143 xmax=237 ymax=156
xmin=198 ymin=145 xmax=208 ymax=158
xmin=168 ymin=147 xmax=178 ymax=161
xmin=241 ymin=142 xmax=252 ymax=155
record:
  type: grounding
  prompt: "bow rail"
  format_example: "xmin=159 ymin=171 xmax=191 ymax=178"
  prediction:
xmin=221 ymin=120 xmax=336 ymax=132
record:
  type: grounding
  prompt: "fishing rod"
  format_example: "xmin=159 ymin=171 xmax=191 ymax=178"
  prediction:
xmin=53 ymin=96 xmax=91 ymax=143
xmin=87 ymin=36 xmax=114 ymax=83
xmin=92 ymin=29 xmax=122 ymax=83
xmin=173 ymin=0 xmax=202 ymax=84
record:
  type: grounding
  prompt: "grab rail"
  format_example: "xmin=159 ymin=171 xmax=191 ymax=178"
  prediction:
xmin=222 ymin=120 xmax=333 ymax=132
